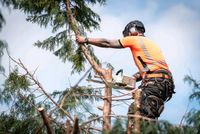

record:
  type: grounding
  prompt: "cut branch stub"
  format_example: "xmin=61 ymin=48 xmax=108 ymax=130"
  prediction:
xmin=38 ymin=107 xmax=54 ymax=134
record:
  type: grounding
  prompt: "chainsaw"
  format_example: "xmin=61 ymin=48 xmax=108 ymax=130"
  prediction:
xmin=112 ymin=69 xmax=136 ymax=90
xmin=87 ymin=69 xmax=136 ymax=90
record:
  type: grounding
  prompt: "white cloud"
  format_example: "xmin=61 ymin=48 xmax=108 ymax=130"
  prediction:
xmin=150 ymin=4 xmax=200 ymax=56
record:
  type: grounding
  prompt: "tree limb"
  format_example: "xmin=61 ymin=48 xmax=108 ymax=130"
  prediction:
xmin=9 ymin=56 xmax=74 ymax=122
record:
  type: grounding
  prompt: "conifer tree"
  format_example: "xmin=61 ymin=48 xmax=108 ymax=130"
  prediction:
xmin=184 ymin=75 xmax=200 ymax=133
xmin=0 ymin=0 xmax=10 ymax=72
xmin=13 ymin=0 xmax=106 ymax=73
xmin=0 ymin=1 xmax=108 ymax=133
xmin=110 ymin=119 xmax=125 ymax=134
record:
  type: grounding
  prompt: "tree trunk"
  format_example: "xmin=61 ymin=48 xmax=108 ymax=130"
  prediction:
xmin=65 ymin=0 xmax=113 ymax=132
xmin=133 ymin=89 xmax=142 ymax=133
xmin=102 ymin=69 xmax=112 ymax=133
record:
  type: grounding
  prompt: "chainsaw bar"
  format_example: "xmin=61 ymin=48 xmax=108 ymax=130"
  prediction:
xmin=87 ymin=75 xmax=136 ymax=90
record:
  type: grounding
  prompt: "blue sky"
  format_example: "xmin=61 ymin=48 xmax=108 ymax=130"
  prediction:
xmin=1 ymin=0 xmax=200 ymax=125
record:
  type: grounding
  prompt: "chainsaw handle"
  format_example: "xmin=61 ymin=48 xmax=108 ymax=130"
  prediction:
xmin=116 ymin=69 xmax=123 ymax=76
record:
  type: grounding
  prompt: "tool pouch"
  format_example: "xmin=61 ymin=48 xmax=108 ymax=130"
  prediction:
xmin=142 ymin=95 xmax=164 ymax=118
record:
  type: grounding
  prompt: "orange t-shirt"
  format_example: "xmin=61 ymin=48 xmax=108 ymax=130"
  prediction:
xmin=119 ymin=36 xmax=169 ymax=76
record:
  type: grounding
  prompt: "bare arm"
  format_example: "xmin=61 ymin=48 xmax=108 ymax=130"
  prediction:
xmin=76 ymin=35 xmax=123 ymax=48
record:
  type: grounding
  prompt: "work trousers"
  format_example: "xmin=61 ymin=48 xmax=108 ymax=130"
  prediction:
xmin=128 ymin=74 xmax=175 ymax=119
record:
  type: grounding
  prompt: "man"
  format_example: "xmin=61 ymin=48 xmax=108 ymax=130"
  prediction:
xmin=76 ymin=20 xmax=175 ymax=122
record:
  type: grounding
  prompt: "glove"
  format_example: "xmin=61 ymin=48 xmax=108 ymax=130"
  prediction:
xmin=133 ymin=72 xmax=142 ymax=82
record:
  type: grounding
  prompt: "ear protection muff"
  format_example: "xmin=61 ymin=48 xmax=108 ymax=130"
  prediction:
xmin=129 ymin=26 xmax=137 ymax=33
xmin=123 ymin=25 xmax=137 ymax=37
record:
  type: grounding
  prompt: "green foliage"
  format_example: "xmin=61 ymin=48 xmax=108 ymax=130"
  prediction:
xmin=34 ymin=30 xmax=68 ymax=51
xmin=184 ymin=75 xmax=200 ymax=101
xmin=0 ymin=68 xmax=37 ymax=120
xmin=0 ymin=40 xmax=8 ymax=73
xmin=0 ymin=67 xmax=43 ymax=133
xmin=0 ymin=67 xmax=67 ymax=133
xmin=0 ymin=40 xmax=5 ymax=53
xmin=1 ymin=0 xmax=107 ymax=133
xmin=0 ymin=69 xmax=29 ymax=105
xmin=34 ymin=30 xmax=88 ymax=73
xmin=0 ymin=12 xmax=5 ymax=31
xmin=0 ymin=113 xmax=42 ymax=134
xmin=183 ymin=74 xmax=200 ymax=133
xmin=186 ymin=110 xmax=200 ymax=133
xmin=110 ymin=118 xmax=125 ymax=134
xmin=10 ymin=93 xmax=37 ymax=119
xmin=12 ymin=0 xmax=106 ymax=73
xmin=14 ymin=0 xmax=105 ymax=31
xmin=4 ymin=69 xmax=30 ymax=91
xmin=184 ymin=75 xmax=200 ymax=90
xmin=0 ymin=0 xmax=12 ymax=74
xmin=52 ymin=86 xmax=101 ymax=112
xmin=0 ymin=62 xmax=103 ymax=133
xmin=108 ymin=119 xmax=198 ymax=134
xmin=0 ymin=0 xmax=16 ymax=30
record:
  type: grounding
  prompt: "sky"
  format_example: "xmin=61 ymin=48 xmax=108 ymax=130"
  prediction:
xmin=1 ymin=0 xmax=200 ymax=125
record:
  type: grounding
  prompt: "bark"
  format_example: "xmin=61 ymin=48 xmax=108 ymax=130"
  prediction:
xmin=102 ymin=69 xmax=112 ymax=132
xmin=133 ymin=89 xmax=142 ymax=133
xmin=38 ymin=107 xmax=54 ymax=134
xmin=65 ymin=120 xmax=72 ymax=134
xmin=72 ymin=117 xmax=80 ymax=134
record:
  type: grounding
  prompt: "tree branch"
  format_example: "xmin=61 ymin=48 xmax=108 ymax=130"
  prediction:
xmin=9 ymin=56 xmax=74 ymax=122
xmin=65 ymin=0 xmax=105 ymax=77
xmin=59 ymin=67 xmax=92 ymax=109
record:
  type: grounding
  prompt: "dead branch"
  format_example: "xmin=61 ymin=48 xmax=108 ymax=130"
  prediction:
xmin=111 ymin=97 xmax=132 ymax=101
xmin=86 ymin=78 xmax=104 ymax=84
xmin=9 ymin=56 xmax=74 ymax=122
xmin=80 ymin=116 xmax=102 ymax=127
xmin=80 ymin=114 xmax=158 ymax=128
xmin=103 ymin=88 xmax=137 ymax=99
xmin=72 ymin=66 xmax=92 ymax=88
xmin=179 ymin=101 xmax=190 ymax=127
xmin=81 ymin=126 xmax=102 ymax=133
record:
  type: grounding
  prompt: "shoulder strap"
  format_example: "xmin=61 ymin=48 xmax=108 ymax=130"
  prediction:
xmin=137 ymin=56 xmax=150 ymax=73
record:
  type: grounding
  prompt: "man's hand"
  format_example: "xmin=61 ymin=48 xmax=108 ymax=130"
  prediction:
xmin=76 ymin=35 xmax=87 ymax=44
xmin=133 ymin=72 xmax=142 ymax=82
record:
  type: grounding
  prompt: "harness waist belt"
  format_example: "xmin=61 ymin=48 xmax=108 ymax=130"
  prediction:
xmin=146 ymin=73 xmax=169 ymax=79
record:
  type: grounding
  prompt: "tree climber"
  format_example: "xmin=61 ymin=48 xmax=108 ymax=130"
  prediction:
xmin=76 ymin=20 xmax=175 ymax=126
